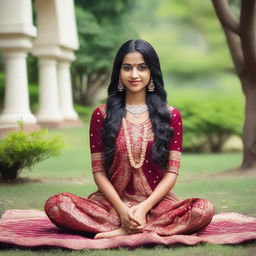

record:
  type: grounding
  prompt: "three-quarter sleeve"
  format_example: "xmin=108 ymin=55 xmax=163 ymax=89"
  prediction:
xmin=165 ymin=107 xmax=183 ymax=175
xmin=89 ymin=106 xmax=105 ymax=174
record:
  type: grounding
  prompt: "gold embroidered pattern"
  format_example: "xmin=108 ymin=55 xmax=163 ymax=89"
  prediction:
xmin=92 ymin=152 xmax=104 ymax=161
xmin=168 ymin=150 xmax=181 ymax=160
xmin=92 ymin=152 xmax=105 ymax=173
xmin=137 ymin=167 xmax=153 ymax=196
xmin=166 ymin=150 xmax=181 ymax=175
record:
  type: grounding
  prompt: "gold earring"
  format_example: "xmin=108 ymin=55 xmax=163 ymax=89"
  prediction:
xmin=148 ymin=78 xmax=155 ymax=92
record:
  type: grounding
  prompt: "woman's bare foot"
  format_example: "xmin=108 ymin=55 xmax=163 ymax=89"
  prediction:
xmin=94 ymin=227 xmax=134 ymax=239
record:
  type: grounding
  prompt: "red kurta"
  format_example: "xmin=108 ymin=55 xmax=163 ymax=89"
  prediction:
xmin=45 ymin=104 xmax=214 ymax=236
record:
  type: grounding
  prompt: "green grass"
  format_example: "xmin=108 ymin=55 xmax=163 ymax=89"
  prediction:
xmin=1 ymin=244 xmax=256 ymax=256
xmin=18 ymin=125 xmax=91 ymax=180
xmin=0 ymin=126 xmax=256 ymax=255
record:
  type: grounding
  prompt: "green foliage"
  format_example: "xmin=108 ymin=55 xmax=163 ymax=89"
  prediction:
xmin=72 ymin=1 xmax=138 ymax=105
xmin=172 ymin=90 xmax=243 ymax=152
xmin=74 ymin=104 xmax=95 ymax=123
xmin=135 ymin=0 xmax=232 ymax=77
xmin=0 ymin=125 xmax=64 ymax=181
xmin=27 ymin=54 xmax=38 ymax=84
xmin=74 ymin=0 xmax=137 ymax=68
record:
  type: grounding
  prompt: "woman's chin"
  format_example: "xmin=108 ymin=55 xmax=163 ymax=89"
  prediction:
xmin=125 ymin=86 xmax=146 ymax=94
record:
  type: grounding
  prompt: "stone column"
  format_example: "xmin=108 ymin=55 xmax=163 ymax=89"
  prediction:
xmin=33 ymin=0 xmax=80 ymax=126
xmin=0 ymin=50 xmax=36 ymax=125
xmin=57 ymin=61 xmax=78 ymax=120
xmin=36 ymin=58 xmax=63 ymax=123
xmin=0 ymin=0 xmax=37 ymax=128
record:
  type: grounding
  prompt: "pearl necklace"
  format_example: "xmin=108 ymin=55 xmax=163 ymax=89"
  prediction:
xmin=122 ymin=118 xmax=148 ymax=169
xmin=126 ymin=104 xmax=148 ymax=118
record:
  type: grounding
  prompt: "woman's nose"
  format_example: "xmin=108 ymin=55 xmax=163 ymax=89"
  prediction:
xmin=131 ymin=68 xmax=139 ymax=78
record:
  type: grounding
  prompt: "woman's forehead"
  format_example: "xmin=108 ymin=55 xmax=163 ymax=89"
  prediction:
xmin=122 ymin=51 xmax=146 ymax=65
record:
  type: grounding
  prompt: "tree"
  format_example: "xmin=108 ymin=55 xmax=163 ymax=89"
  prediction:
xmin=211 ymin=0 xmax=256 ymax=171
xmin=141 ymin=0 xmax=233 ymax=78
xmin=72 ymin=0 xmax=137 ymax=106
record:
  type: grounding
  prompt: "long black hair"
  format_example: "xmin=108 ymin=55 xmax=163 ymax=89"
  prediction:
xmin=102 ymin=39 xmax=174 ymax=171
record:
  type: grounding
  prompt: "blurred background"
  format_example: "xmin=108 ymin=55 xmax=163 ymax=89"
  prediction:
xmin=2 ymin=2 xmax=256 ymax=255
xmin=0 ymin=0 xmax=244 ymax=154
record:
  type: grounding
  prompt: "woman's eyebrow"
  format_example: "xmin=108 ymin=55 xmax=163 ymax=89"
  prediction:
xmin=122 ymin=62 xmax=147 ymax=66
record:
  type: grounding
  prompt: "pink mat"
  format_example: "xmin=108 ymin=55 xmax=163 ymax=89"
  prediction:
xmin=0 ymin=209 xmax=256 ymax=249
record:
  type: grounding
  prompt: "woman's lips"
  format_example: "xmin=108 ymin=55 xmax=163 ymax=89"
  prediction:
xmin=129 ymin=80 xmax=142 ymax=85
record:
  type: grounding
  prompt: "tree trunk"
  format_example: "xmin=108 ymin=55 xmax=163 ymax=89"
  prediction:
xmin=211 ymin=0 xmax=256 ymax=171
xmin=223 ymin=30 xmax=256 ymax=170
xmin=82 ymin=71 xmax=109 ymax=106
xmin=0 ymin=164 xmax=20 ymax=182
xmin=241 ymin=78 xmax=256 ymax=169
xmin=208 ymin=133 xmax=229 ymax=153
xmin=83 ymin=86 xmax=100 ymax=106
xmin=72 ymin=70 xmax=83 ymax=104
xmin=82 ymin=77 xmax=101 ymax=106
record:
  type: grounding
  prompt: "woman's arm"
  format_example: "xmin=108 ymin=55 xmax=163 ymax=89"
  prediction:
xmin=128 ymin=172 xmax=178 ymax=230
xmin=93 ymin=171 xmax=125 ymax=213
xmin=138 ymin=172 xmax=177 ymax=212
xmin=93 ymin=171 xmax=141 ymax=228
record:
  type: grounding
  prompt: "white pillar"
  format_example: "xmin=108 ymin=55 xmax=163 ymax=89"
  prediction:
xmin=57 ymin=61 xmax=78 ymax=120
xmin=0 ymin=50 xmax=36 ymax=125
xmin=36 ymin=58 xmax=63 ymax=122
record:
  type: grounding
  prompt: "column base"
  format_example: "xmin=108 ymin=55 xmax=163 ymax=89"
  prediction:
xmin=0 ymin=112 xmax=37 ymax=125
xmin=36 ymin=113 xmax=64 ymax=123
xmin=62 ymin=118 xmax=84 ymax=128
xmin=62 ymin=110 xmax=79 ymax=120
xmin=38 ymin=118 xmax=84 ymax=129
xmin=0 ymin=123 xmax=41 ymax=138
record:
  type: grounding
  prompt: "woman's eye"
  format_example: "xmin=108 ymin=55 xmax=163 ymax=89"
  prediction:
xmin=138 ymin=65 xmax=148 ymax=71
xmin=123 ymin=65 xmax=131 ymax=71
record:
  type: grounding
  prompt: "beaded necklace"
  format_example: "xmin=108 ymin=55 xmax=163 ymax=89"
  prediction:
xmin=122 ymin=118 xmax=148 ymax=169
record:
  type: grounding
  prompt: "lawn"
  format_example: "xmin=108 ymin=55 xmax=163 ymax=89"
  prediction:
xmin=0 ymin=126 xmax=256 ymax=256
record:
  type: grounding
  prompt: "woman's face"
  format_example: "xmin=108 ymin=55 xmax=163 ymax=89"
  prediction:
xmin=120 ymin=51 xmax=151 ymax=94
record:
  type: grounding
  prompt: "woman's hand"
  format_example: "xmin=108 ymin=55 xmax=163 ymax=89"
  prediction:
xmin=118 ymin=204 xmax=142 ymax=231
xmin=127 ymin=203 xmax=148 ymax=232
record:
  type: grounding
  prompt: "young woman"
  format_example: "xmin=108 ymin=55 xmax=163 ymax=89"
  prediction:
xmin=44 ymin=39 xmax=214 ymax=239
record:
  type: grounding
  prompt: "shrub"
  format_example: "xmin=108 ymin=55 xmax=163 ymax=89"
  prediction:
xmin=171 ymin=90 xmax=243 ymax=152
xmin=0 ymin=124 xmax=64 ymax=181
